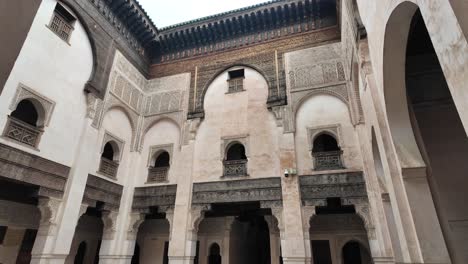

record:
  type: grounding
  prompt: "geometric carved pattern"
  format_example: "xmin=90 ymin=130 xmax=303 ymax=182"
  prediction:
xmin=192 ymin=177 xmax=282 ymax=205
xmin=132 ymin=184 xmax=178 ymax=213
xmin=299 ymin=172 xmax=368 ymax=207
xmin=3 ymin=116 xmax=43 ymax=148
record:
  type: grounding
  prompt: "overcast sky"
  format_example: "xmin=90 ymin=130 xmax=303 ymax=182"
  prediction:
xmin=138 ymin=0 xmax=269 ymax=28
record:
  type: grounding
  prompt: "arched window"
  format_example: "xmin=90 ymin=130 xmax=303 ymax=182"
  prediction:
xmin=99 ymin=141 xmax=119 ymax=178
xmin=208 ymin=243 xmax=221 ymax=264
xmin=223 ymin=143 xmax=248 ymax=177
xmin=11 ymin=100 xmax=39 ymax=127
xmin=312 ymin=133 xmax=343 ymax=170
xmin=226 ymin=144 xmax=247 ymax=161
xmin=148 ymin=151 xmax=170 ymax=183
xmin=74 ymin=241 xmax=87 ymax=264
xmin=4 ymin=99 xmax=44 ymax=147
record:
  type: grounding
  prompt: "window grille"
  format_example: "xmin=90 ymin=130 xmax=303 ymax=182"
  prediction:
xmin=147 ymin=166 xmax=169 ymax=183
xmin=227 ymin=69 xmax=245 ymax=93
xmin=99 ymin=158 xmax=119 ymax=178
xmin=223 ymin=159 xmax=248 ymax=177
xmin=49 ymin=4 xmax=75 ymax=42
xmin=313 ymin=150 xmax=344 ymax=170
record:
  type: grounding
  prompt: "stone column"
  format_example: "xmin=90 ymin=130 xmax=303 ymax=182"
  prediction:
xmin=278 ymin=177 xmax=309 ymax=264
xmin=165 ymin=127 xmax=199 ymax=264
xmin=97 ymin=210 xmax=121 ymax=264
xmin=221 ymin=217 xmax=235 ymax=264
xmin=31 ymin=197 xmax=64 ymax=264
xmin=265 ymin=215 xmax=281 ymax=264
xmin=0 ymin=228 xmax=26 ymax=263
xmin=31 ymin=94 xmax=100 ymax=263
xmin=301 ymin=206 xmax=316 ymax=264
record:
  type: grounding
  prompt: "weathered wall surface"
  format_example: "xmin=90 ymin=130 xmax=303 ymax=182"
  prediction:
xmin=193 ymin=67 xmax=281 ymax=182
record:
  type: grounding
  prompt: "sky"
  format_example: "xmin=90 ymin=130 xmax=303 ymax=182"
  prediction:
xmin=138 ymin=0 xmax=269 ymax=28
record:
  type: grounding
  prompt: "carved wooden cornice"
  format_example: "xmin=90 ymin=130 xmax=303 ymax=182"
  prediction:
xmin=83 ymin=174 xmax=124 ymax=211
xmin=192 ymin=177 xmax=283 ymax=205
xmin=155 ymin=0 xmax=338 ymax=63
xmin=299 ymin=171 xmax=368 ymax=206
xmin=0 ymin=143 xmax=69 ymax=199
xmin=88 ymin=0 xmax=158 ymax=52
xmin=132 ymin=184 xmax=177 ymax=213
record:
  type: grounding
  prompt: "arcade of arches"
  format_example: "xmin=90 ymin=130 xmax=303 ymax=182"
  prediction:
xmin=0 ymin=0 xmax=466 ymax=264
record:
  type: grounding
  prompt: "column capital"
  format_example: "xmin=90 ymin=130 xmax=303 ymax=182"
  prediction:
xmin=127 ymin=212 xmax=146 ymax=240
xmin=37 ymin=197 xmax=62 ymax=236
xmin=102 ymin=210 xmax=119 ymax=240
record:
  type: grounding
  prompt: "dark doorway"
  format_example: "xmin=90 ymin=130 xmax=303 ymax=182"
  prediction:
xmin=15 ymin=229 xmax=37 ymax=264
xmin=131 ymin=243 xmax=140 ymax=264
xmin=163 ymin=241 xmax=169 ymax=264
xmin=343 ymin=241 xmax=362 ymax=264
xmin=74 ymin=241 xmax=87 ymax=264
xmin=311 ymin=240 xmax=332 ymax=264
xmin=230 ymin=215 xmax=271 ymax=264
xmin=208 ymin=243 xmax=222 ymax=264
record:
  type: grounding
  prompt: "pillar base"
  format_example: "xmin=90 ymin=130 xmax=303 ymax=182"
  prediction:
xmin=98 ymin=255 xmax=132 ymax=264
xmin=282 ymin=257 xmax=309 ymax=264
xmin=169 ymin=256 xmax=196 ymax=264
xmin=30 ymin=254 xmax=67 ymax=264
xmin=373 ymin=256 xmax=395 ymax=264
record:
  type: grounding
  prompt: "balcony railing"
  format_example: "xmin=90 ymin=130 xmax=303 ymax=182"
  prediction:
xmin=50 ymin=13 xmax=73 ymax=41
xmin=223 ymin=159 xmax=248 ymax=177
xmin=99 ymin=158 xmax=119 ymax=178
xmin=147 ymin=166 xmax=169 ymax=183
xmin=313 ymin=151 xmax=344 ymax=171
xmin=3 ymin=116 xmax=42 ymax=147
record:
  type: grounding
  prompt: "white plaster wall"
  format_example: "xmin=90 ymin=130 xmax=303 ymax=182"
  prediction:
xmin=295 ymin=94 xmax=361 ymax=174
xmin=91 ymin=108 xmax=133 ymax=184
xmin=137 ymin=219 xmax=170 ymax=264
xmin=137 ymin=119 xmax=181 ymax=185
xmin=0 ymin=0 xmax=92 ymax=166
xmin=193 ymin=67 xmax=281 ymax=182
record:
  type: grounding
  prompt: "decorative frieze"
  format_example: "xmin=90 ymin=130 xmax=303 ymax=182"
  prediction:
xmin=82 ymin=174 xmax=123 ymax=211
xmin=299 ymin=172 xmax=368 ymax=206
xmin=192 ymin=177 xmax=282 ymax=205
xmin=132 ymin=184 xmax=177 ymax=213
xmin=0 ymin=143 xmax=69 ymax=199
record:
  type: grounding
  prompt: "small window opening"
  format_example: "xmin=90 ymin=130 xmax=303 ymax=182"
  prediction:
xmin=223 ymin=143 xmax=248 ymax=177
xmin=148 ymin=151 xmax=170 ymax=183
xmin=313 ymin=134 xmax=340 ymax=153
xmin=229 ymin=69 xmax=245 ymax=79
xmin=226 ymin=143 xmax=247 ymax=161
xmin=49 ymin=3 xmax=76 ymax=41
xmin=154 ymin=151 xmax=170 ymax=168
xmin=227 ymin=69 xmax=245 ymax=93
xmin=102 ymin=143 xmax=115 ymax=161
xmin=11 ymin=100 xmax=39 ymax=127
xmin=99 ymin=142 xmax=119 ymax=178
xmin=312 ymin=134 xmax=343 ymax=170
